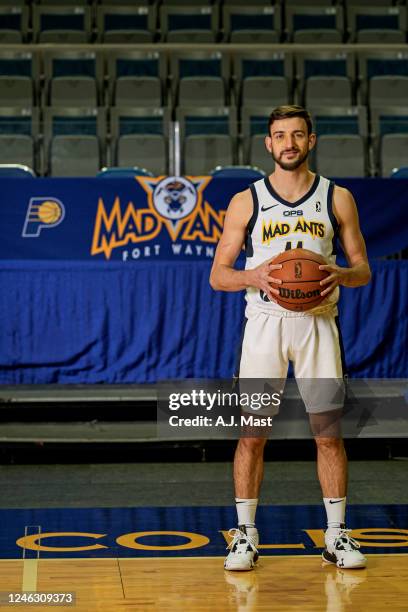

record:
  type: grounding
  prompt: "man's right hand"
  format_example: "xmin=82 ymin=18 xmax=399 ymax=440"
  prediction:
xmin=246 ymin=258 xmax=283 ymax=303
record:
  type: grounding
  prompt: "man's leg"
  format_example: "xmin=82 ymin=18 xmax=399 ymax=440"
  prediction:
xmin=315 ymin=434 xmax=347 ymax=499
xmin=224 ymin=437 xmax=267 ymax=571
xmin=234 ymin=437 xmax=267 ymax=499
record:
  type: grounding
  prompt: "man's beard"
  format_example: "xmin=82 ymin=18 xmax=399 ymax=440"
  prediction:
xmin=271 ymin=147 xmax=309 ymax=171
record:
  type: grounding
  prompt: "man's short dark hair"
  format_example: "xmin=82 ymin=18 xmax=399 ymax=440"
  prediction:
xmin=268 ymin=105 xmax=313 ymax=136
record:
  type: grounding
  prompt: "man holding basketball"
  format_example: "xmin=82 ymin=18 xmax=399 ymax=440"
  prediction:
xmin=210 ymin=105 xmax=371 ymax=571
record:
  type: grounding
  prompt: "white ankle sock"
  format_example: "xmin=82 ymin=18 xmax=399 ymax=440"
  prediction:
xmin=235 ymin=498 xmax=258 ymax=532
xmin=324 ymin=496 xmax=346 ymax=542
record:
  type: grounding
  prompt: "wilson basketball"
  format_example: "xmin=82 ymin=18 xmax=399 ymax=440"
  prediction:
xmin=271 ymin=248 xmax=329 ymax=312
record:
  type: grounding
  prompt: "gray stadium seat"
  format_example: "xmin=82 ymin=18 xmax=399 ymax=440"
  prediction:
xmin=0 ymin=107 xmax=39 ymax=172
xmin=96 ymin=6 xmax=156 ymax=44
xmin=357 ymin=30 xmax=405 ymax=44
xmin=176 ymin=106 xmax=237 ymax=174
xmin=51 ymin=136 xmax=100 ymax=177
xmin=0 ymin=5 xmax=29 ymax=43
xmin=117 ymin=135 xmax=167 ymax=176
xmin=285 ymin=6 xmax=344 ymax=43
xmin=184 ymin=135 xmax=234 ymax=175
xmin=160 ymin=5 xmax=218 ymax=42
xmin=178 ymin=77 xmax=225 ymax=107
xmin=296 ymin=51 xmax=355 ymax=108
xmin=110 ymin=107 xmax=170 ymax=175
xmin=170 ymin=51 xmax=230 ymax=107
xmin=233 ymin=52 xmax=293 ymax=110
xmin=43 ymin=50 xmax=102 ymax=107
xmin=241 ymin=77 xmax=289 ymax=107
xmin=316 ymin=135 xmax=366 ymax=177
xmin=43 ymin=107 xmax=106 ymax=176
xmin=371 ymin=106 xmax=408 ymax=174
xmin=358 ymin=51 xmax=408 ymax=105
xmin=241 ymin=106 xmax=271 ymax=167
xmin=381 ymin=134 xmax=408 ymax=177
xmin=222 ymin=5 xmax=281 ymax=43
xmin=32 ymin=6 xmax=92 ymax=43
xmin=305 ymin=77 xmax=352 ymax=108
xmin=0 ymin=135 xmax=35 ymax=169
xmin=50 ymin=77 xmax=97 ymax=107
xmin=310 ymin=106 xmax=368 ymax=139
xmin=115 ymin=77 xmax=161 ymax=107
xmin=348 ymin=6 xmax=406 ymax=43
xmin=0 ymin=77 xmax=33 ymax=107
xmin=293 ymin=30 xmax=342 ymax=43
xmin=248 ymin=134 xmax=273 ymax=174
xmin=369 ymin=76 xmax=408 ymax=109
xmin=106 ymin=51 xmax=166 ymax=108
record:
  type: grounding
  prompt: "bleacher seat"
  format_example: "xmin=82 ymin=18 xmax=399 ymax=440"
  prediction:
xmin=176 ymin=106 xmax=237 ymax=174
xmin=369 ymin=76 xmax=408 ymax=109
xmin=43 ymin=50 xmax=102 ymax=108
xmin=222 ymin=5 xmax=281 ymax=43
xmin=0 ymin=107 xmax=39 ymax=172
xmin=43 ymin=107 xmax=106 ymax=176
xmin=310 ymin=106 xmax=368 ymax=138
xmin=0 ymin=5 xmax=29 ymax=43
xmin=371 ymin=106 xmax=408 ymax=176
xmin=233 ymin=51 xmax=293 ymax=109
xmin=358 ymin=51 xmax=408 ymax=105
xmin=285 ymin=6 xmax=344 ymax=43
xmin=160 ymin=5 xmax=218 ymax=42
xmin=32 ymin=5 xmax=92 ymax=43
xmin=0 ymin=50 xmax=39 ymax=107
xmin=170 ymin=51 xmax=230 ymax=107
xmin=381 ymin=135 xmax=408 ymax=177
xmin=348 ymin=6 xmax=406 ymax=44
xmin=241 ymin=106 xmax=271 ymax=170
xmin=96 ymin=5 xmax=156 ymax=44
xmin=106 ymin=50 xmax=166 ymax=108
xmin=316 ymin=135 xmax=366 ymax=177
xmin=296 ymin=51 xmax=355 ymax=107
xmin=110 ymin=107 xmax=169 ymax=175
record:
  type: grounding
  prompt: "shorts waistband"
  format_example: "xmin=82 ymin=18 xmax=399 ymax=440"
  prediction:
xmin=245 ymin=303 xmax=338 ymax=318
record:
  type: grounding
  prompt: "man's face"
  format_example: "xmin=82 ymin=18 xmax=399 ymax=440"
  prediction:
xmin=265 ymin=117 xmax=316 ymax=171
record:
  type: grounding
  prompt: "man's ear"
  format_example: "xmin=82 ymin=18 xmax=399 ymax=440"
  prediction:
xmin=309 ymin=133 xmax=317 ymax=151
xmin=265 ymin=135 xmax=272 ymax=153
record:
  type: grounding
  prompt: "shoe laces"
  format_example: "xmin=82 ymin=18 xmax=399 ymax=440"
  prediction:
xmin=227 ymin=528 xmax=258 ymax=553
xmin=334 ymin=528 xmax=361 ymax=551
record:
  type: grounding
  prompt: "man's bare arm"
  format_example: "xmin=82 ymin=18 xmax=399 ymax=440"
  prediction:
xmin=320 ymin=186 xmax=371 ymax=296
xmin=209 ymin=190 xmax=282 ymax=301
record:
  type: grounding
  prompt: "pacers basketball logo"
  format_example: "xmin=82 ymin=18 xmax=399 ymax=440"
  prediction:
xmin=22 ymin=197 xmax=65 ymax=237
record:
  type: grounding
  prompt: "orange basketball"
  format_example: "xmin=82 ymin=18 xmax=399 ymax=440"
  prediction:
xmin=270 ymin=248 xmax=329 ymax=312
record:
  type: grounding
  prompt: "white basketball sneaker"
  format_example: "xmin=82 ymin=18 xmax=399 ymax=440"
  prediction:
xmin=322 ymin=527 xmax=367 ymax=569
xmin=224 ymin=526 xmax=259 ymax=571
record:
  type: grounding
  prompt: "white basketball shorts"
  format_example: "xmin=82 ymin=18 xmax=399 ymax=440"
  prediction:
xmin=237 ymin=305 xmax=345 ymax=414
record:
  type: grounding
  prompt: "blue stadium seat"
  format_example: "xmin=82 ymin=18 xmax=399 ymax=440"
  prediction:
xmin=96 ymin=167 xmax=154 ymax=179
xmin=106 ymin=50 xmax=166 ymax=107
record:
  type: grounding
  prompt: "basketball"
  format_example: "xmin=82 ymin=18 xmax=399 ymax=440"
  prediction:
xmin=270 ymin=248 xmax=329 ymax=312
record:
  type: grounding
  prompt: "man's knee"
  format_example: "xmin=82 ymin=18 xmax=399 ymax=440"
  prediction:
xmin=237 ymin=437 xmax=267 ymax=454
xmin=315 ymin=436 xmax=344 ymax=451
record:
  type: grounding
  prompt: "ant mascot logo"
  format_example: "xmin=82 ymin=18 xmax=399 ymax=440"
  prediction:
xmin=91 ymin=176 xmax=225 ymax=259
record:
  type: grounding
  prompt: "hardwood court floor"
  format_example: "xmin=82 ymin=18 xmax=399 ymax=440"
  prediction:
xmin=1 ymin=555 xmax=407 ymax=611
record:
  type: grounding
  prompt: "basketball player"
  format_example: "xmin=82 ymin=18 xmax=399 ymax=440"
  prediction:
xmin=209 ymin=106 xmax=371 ymax=571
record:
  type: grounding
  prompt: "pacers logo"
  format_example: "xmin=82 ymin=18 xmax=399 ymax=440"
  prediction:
xmin=22 ymin=197 xmax=65 ymax=237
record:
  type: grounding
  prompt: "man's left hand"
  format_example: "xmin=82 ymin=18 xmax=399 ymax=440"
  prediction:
xmin=318 ymin=264 xmax=352 ymax=297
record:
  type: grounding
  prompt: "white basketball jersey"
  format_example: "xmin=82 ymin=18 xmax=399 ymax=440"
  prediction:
xmin=245 ymin=175 xmax=339 ymax=315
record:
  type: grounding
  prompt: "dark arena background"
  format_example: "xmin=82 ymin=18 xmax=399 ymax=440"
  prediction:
xmin=0 ymin=2 xmax=407 ymax=610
